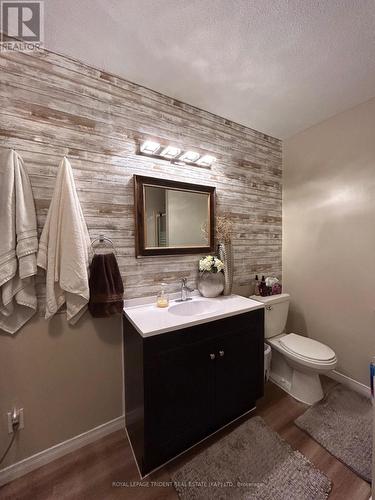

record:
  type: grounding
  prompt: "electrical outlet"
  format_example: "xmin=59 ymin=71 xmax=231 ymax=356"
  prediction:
xmin=7 ymin=408 xmax=24 ymax=434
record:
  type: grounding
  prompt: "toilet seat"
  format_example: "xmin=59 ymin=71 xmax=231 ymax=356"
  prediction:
xmin=279 ymin=333 xmax=336 ymax=362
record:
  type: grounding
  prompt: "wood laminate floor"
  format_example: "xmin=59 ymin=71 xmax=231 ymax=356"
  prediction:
xmin=0 ymin=381 xmax=371 ymax=500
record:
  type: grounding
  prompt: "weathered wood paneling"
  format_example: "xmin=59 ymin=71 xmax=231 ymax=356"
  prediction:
xmin=0 ymin=48 xmax=282 ymax=300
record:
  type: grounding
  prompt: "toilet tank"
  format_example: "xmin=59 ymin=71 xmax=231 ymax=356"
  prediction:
xmin=250 ymin=293 xmax=290 ymax=339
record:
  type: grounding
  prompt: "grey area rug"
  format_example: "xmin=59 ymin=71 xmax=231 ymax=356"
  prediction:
xmin=295 ymin=383 xmax=372 ymax=482
xmin=171 ymin=416 xmax=331 ymax=500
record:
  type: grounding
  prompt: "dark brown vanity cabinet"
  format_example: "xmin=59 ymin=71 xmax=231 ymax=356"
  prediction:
xmin=123 ymin=309 xmax=264 ymax=476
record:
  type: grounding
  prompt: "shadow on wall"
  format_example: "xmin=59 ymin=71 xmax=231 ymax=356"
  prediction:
xmin=286 ymin=303 xmax=307 ymax=338
xmin=47 ymin=311 xmax=122 ymax=347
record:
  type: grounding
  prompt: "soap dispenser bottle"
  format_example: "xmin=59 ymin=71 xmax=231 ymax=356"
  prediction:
xmin=156 ymin=282 xmax=169 ymax=308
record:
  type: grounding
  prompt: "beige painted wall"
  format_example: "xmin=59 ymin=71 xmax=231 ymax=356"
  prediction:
xmin=283 ymin=97 xmax=375 ymax=387
xmin=0 ymin=313 xmax=122 ymax=469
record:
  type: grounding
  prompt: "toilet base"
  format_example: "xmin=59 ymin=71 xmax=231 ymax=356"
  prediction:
xmin=269 ymin=348 xmax=325 ymax=405
xmin=270 ymin=371 xmax=324 ymax=405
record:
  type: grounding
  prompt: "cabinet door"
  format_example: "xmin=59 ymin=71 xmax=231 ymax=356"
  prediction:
xmin=144 ymin=339 xmax=215 ymax=472
xmin=214 ymin=325 xmax=263 ymax=429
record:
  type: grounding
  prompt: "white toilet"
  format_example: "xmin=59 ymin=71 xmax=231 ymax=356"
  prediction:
xmin=252 ymin=293 xmax=337 ymax=405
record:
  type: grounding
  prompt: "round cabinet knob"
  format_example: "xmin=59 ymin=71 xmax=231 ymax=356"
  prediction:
xmin=219 ymin=350 xmax=225 ymax=357
xmin=210 ymin=353 xmax=215 ymax=360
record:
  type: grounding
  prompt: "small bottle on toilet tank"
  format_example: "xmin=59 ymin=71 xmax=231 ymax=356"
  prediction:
xmin=254 ymin=275 xmax=260 ymax=295
xmin=259 ymin=275 xmax=267 ymax=296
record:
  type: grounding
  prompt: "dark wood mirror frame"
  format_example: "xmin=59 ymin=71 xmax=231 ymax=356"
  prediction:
xmin=134 ymin=175 xmax=216 ymax=257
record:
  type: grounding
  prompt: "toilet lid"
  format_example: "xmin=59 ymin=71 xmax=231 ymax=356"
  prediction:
xmin=279 ymin=334 xmax=336 ymax=361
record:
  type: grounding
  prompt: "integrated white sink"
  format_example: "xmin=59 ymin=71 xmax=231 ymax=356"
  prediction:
xmin=168 ymin=299 xmax=220 ymax=317
xmin=123 ymin=293 xmax=264 ymax=338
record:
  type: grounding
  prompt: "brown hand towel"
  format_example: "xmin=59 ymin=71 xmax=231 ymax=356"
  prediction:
xmin=88 ymin=253 xmax=124 ymax=317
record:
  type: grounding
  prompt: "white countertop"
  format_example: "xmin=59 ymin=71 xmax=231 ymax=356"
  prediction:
xmin=123 ymin=293 xmax=264 ymax=338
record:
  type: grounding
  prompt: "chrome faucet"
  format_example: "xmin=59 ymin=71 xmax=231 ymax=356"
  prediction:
xmin=178 ymin=277 xmax=194 ymax=302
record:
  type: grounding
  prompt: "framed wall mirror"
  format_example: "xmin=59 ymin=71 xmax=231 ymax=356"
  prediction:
xmin=134 ymin=175 xmax=215 ymax=256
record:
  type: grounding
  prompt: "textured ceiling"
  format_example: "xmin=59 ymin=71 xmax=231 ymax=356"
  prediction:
xmin=44 ymin=0 xmax=375 ymax=139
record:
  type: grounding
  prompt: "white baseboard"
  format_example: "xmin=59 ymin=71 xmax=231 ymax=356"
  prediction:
xmin=328 ymin=370 xmax=371 ymax=398
xmin=0 ymin=415 xmax=125 ymax=487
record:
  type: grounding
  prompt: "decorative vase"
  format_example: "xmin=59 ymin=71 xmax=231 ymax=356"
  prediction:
xmin=218 ymin=242 xmax=233 ymax=296
xmin=198 ymin=271 xmax=225 ymax=298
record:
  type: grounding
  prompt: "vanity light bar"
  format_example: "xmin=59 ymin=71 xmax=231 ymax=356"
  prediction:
xmin=179 ymin=151 xmax=201 ymax=163
xmin=160 ymin=146 xmax=181 ymax=159
xmin=140 ymin=140 xmax=161 ymax=155
xmin=197 ymin=155 xmax=216 ymax=167
xmin=139 ymin=141 xmax=217 ymax=167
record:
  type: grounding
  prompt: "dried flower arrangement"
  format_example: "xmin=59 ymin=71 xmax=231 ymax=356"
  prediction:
xmin=201 ymin=214 xmax=233 ymax=243
xmin=216 ymin=215 xmax=233 ymax=243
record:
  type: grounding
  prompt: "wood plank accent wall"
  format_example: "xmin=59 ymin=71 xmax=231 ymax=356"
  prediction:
xmin=0 ymin=48 xmax=282 ymax=301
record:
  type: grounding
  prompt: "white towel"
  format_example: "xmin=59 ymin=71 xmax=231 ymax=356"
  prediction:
xmin=37 ymin=157 xmax=91 ymax=324
xmin=0 ymin=149 xmax=38 ymax=334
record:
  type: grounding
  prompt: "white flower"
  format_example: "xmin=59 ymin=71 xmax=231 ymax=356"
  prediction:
xmin=214 ymin=257 xmax=224 ymax=272
xmin=199 ymin=256 xmax=212 ymax=271
xmin=199 ymin=256 xmax=213 ymax=272
xmin=199 ymin=255 xmax=224 ymax=273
